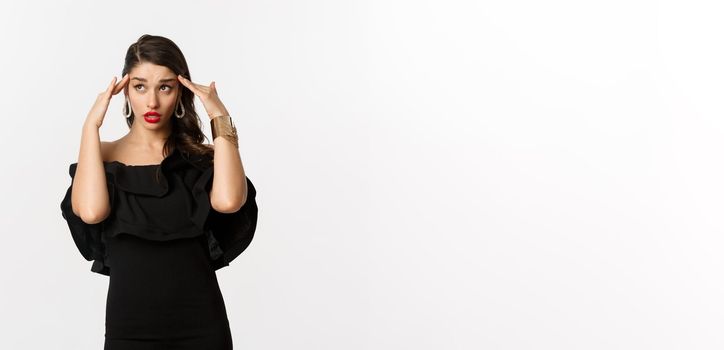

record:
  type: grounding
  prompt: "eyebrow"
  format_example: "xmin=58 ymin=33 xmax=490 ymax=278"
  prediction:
xmin=131 ymin=77 xmax=177 ymax=83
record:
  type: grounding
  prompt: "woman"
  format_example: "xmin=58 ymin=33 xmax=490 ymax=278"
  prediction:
xmin=60 ymin=34 xmax=258 ymax=349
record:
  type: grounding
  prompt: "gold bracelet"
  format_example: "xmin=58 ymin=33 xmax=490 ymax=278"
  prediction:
xmin=210 ymin=115 xmax=239 ymax=148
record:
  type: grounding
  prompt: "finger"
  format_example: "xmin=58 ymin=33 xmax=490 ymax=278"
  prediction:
xmin=177 ymin=75 xmax=201 ymax=95
xmin=192 ymin=82 xmax=210 ymax=93
xmin=180 ymin=75 xmax=211 ymax=93
xmin=112 ymin=74 xmax=129 ymax=95
xmin=104 ymin=76 xmax=117 ymax=96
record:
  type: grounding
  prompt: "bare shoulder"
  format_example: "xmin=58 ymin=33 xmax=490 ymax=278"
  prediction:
xmin=100 ymin=140 xmax=120 ymax=162
xmin=205 ymin=143 xmax=214 ymax=150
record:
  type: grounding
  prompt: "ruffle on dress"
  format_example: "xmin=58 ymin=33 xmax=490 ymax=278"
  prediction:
xmin=60 ymin=148 xmax=258 ymax=276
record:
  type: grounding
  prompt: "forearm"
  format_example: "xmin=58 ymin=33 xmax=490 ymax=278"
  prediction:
xmin=209 ymin=131 xmax=247 ymax=214
xmin=70 ymin=122 xmax=111 ymax=223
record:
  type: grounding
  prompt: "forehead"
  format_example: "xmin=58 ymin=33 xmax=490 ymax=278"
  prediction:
xmin=129 ymin=62 xmax=176 ymax=83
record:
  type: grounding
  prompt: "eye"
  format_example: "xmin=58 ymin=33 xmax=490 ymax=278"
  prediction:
xmin=133 ymin=84 xmax=173 ymax=92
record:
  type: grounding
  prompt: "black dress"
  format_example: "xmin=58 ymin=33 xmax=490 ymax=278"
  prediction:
xmin=59 ymin=147 xmax=259 ymax=350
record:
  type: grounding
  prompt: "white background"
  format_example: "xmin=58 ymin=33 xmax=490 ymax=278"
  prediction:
xmin=0 ymin=0 xmax=722 ymax=349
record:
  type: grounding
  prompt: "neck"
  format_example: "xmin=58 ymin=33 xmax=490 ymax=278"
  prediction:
xmin=125 ymin=124 xmax=171 ymax=151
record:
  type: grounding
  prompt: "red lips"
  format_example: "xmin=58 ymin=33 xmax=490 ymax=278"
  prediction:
xmin=143 ymin=111 xmax=161 ymax=124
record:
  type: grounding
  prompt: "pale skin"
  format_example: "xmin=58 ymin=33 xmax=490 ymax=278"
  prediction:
xmin=71 ymin=62 xmax=248 ymax=224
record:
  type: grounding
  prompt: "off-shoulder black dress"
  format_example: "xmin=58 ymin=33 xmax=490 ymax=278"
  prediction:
xmin=60 ymin=147 xmax=258 ymax=350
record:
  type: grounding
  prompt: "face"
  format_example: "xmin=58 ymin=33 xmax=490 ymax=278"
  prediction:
xmin=125 ymin=62 xmax=181 ymax=128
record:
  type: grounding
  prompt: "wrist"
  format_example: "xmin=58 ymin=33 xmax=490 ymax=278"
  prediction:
xmin=83 ymin=121 xmax=101 ymax=132
xmin=208 ymin=109 xmax=230 ymax=120
xmin=210 ymin=115 xmax=239 ymax=148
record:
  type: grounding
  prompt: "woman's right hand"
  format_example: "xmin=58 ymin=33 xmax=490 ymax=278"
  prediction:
xmin=85 ymin=74 xmax=129 ymax=129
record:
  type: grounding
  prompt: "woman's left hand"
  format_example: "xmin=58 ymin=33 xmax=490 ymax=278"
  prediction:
xmin=177 ymin=75 xmax=230 ymax=119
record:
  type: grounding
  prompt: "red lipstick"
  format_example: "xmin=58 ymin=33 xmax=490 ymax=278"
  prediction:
xmin=144 ymin=111 xmax=161 ymax=124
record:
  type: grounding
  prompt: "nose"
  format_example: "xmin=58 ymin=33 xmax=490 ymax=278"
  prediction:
xmin=147 ymin=91 xmax=159 ymax=109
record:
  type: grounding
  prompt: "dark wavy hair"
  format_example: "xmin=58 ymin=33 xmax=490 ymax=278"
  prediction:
xmin=120 ymin=34 xmax=213 ymax=166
